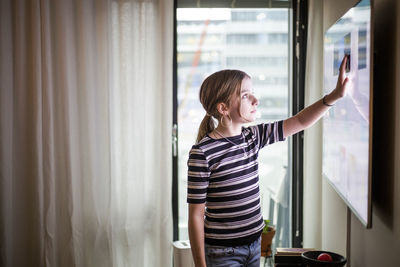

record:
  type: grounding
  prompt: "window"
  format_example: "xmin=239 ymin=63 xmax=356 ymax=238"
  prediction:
xmin=173 ymin=0 xmax=305 ymax=249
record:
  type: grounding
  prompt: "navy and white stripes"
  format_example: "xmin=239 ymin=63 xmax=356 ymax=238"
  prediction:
xmin=187 ymin=121 xmax=285 ymax=247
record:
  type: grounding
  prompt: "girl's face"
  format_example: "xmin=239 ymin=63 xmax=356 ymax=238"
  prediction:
xmin=229 ymin=77 xmax=259 ymax=123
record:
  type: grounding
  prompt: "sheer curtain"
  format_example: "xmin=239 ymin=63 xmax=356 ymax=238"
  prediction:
xmin=0 ymin=0 xmax=173 ymax=266
xmin=303 ymin=0 xmax=323 ymax=249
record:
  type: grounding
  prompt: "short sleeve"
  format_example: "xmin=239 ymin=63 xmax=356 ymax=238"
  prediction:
xmin=255 ymin=120 xmax=286 ymax=149
xmin=187 ymin=146 xmax=210 ymax=204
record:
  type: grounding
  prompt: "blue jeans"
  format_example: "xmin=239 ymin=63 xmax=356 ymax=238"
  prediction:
xmin=204 ymin=237 xmax=261 ymax=267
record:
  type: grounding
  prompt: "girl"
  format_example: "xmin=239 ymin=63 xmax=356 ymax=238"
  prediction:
xmin=187 ymin=56 xmax=349 ymax=267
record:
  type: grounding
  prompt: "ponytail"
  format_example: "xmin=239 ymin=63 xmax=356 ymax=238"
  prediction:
xmin=196 ymin=114 xmax=215 ymax=143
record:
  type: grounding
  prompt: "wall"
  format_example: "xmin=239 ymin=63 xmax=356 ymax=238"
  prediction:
xmin=347 ymin=0 xmax=400 ymax=266
xmin=304 ymin=0 xmax=400 ymax=266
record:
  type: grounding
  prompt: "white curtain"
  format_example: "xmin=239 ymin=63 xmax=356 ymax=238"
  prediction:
xmin=0 ymin=0 xmax=173 ymax=266
xmin=303 ymin=0 xmax=323 ymax=249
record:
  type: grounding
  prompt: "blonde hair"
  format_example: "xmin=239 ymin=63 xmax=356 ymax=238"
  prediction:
xmin=196 ymin=69 xmax=250 ymax=143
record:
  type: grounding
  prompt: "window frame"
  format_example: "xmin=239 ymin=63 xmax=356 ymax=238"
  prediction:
xmin=172 ymin=0 xmax=308 ymax=248
xmin=291 ymin=0 xmax=308 ymax=248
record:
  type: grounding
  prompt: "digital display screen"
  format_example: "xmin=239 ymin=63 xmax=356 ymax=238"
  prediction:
xmin=323 ymin=0 xmax=371 ymax=226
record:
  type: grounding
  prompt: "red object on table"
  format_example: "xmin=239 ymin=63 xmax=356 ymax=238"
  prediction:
xmin=317 ymin=253 xmax=333 ymax=262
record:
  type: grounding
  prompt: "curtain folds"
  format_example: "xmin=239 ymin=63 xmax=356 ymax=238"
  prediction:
xmin=0 ymin=0 xmax=173 ymax=266
xmin=303 ymin=0 xmax=323 ymax=249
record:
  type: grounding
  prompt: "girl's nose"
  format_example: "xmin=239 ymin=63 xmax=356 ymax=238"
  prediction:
xmin=252 ymin=95 xmax=259 ymax=106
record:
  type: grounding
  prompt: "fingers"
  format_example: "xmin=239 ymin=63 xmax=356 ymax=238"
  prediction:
xmin=343 ymin=77 xmax=349 ymax=87
xmin=338 ymin=55 xmax=349 ymax=83
xmin=339 ymin=55 xmax=348 ymax=76
xmin=340 ymin=54 xmax=348 ymax=69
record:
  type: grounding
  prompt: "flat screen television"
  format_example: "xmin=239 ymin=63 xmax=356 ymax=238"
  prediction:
xmin=323 ymin=0 xmax=373 ymax=228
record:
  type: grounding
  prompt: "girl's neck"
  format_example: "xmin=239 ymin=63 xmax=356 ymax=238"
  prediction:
xmin=214 ymin=123 xmax=242 ymax=137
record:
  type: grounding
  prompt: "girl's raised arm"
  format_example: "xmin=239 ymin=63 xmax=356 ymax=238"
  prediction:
xmin=283 ymin=55 xmax=349 ymax=138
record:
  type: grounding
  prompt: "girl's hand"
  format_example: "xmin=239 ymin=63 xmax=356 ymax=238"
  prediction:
xmin=333 ymin=55 xmax=350 ymax=99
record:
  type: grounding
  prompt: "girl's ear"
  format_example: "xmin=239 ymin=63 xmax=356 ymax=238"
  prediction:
xmin=216 ymin=102 xmax=229 ymax=116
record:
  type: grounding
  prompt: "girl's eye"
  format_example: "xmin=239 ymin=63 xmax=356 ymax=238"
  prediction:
xmin=242 ymin=94 xmax=249 ymax=99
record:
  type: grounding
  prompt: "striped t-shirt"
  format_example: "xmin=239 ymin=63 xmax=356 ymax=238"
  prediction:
xmin=187 ymin=120 xmax=285 ymax=247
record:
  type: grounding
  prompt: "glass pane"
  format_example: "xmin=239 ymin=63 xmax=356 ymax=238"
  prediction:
xmin=177 ymin=8 xmax=291 ymax=249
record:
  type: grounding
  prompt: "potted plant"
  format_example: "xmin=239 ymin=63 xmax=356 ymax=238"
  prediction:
xmin=261 ymin=219 xmax=275 ymax=257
